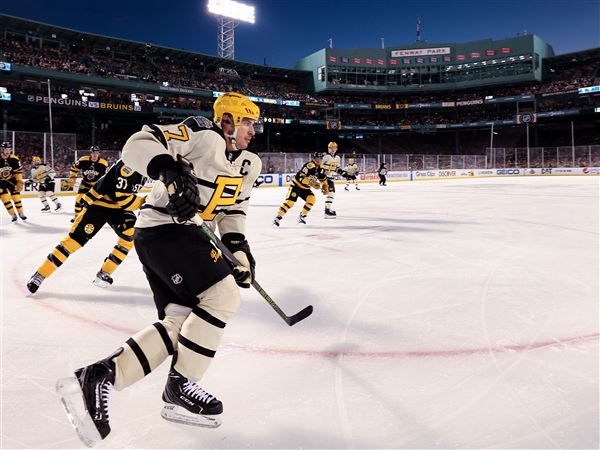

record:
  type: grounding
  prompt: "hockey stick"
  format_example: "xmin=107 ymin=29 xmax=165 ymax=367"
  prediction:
xmin=191 ymin=216 xmax=313 ymax=326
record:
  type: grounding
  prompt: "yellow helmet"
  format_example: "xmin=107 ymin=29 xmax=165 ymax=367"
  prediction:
xmin=328 ymin=141 xmax=338 ymax=149
xmin=32 ymin=156 xmax=42 ymax=164
xmin=213 ymin=92 xmax=260 ymax=127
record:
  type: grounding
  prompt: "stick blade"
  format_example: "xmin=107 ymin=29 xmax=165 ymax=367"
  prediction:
xmin=286 ymin=305 xmax=313 ymax=326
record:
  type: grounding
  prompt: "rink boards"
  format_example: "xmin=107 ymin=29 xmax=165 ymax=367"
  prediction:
xmin=17 ymin=165 xmax=600 ymax=198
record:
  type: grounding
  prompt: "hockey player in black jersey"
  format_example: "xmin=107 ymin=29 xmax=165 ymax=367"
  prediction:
xmin=56 ymin=92 xmax=263 ymax=446
xmin=26 ymin=159 xmax=146 ymax=293
xmin=66 ymin=146 xmax=109 ymax=221
xmin=0 ymin=141 xmax=27 ymax=221
xmin=273 ymin=152 xmax=328 ymax=226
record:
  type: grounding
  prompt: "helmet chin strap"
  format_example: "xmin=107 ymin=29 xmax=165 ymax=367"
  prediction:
xmin=225 ymin=125 xmax=239 ymax=151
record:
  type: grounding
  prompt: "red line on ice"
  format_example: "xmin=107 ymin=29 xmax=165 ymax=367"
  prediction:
xmin=13 ymin=244 xmax=599 ymax=359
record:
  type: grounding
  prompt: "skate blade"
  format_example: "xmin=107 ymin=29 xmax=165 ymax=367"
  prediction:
xmin=92 ymin=279 xmax=110 ymax=289
xmin=56 ymin=377 xmax=103 ymax=447
xmin=324 ymin=216 xmax=337 ymax=219
xmin=161 ymin=404 xmax=222 ymax=428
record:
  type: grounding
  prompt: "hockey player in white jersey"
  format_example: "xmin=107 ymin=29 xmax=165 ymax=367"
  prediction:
xmin=56 ymin=92 xmax=262 ymax=446
xmin=30 ymin=156 xmax=62 ymax=211
xmin=343 ymin=157 xmax=360 ymax=191
xmin=322 ymin=141 xmax=345 ymax=218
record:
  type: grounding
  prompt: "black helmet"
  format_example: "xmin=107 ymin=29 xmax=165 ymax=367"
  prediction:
xmin=1 ymin=141 xmax=11 ymax=149
xmin=89 ymin=145 xmax=100 ymax=152
xmin=312 ymin=152 xmax=325 ymax=159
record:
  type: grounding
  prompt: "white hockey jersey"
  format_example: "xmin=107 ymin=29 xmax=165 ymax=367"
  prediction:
xmin=322 ymin=153 xmax=341 ymax=179
xmin=31 ymin=164 xmax=56 ymax=182
xmin=121 ymin=116 xmax=262 ymax=237
xmin=344 ymin=162 xmax=359 ymax=176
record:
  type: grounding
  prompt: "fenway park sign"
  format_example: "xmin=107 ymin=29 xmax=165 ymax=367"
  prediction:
xmin=391 ymin=47 xmax=451 ymax=57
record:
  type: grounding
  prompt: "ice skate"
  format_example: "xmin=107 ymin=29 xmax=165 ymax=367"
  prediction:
xmin=297 ymin=214 xmax=307 ymax=224
xmin=324 ymin=208 xmax=337 ymax=219
xmin=93 ymin=270 xmax=113 ymax=288
xmin=55 ymin=202 xmax=63 ymax=212
xmin=19 ymin=213 xmax=27 ymax=221
xmin=273 ymin=216 xmax=281 ymax=228
xmin=356 ymin=186 xmax=360 ymax=190
xmin=344 ymin=186 xmax=349 ymax=191
xmin=161 ymin=367 xmax=222 ymax=428
xmin=11 ymin=214 xmax=17 ymax=222
xmin=26 ymin=272 xmax=45 ymax=293
xmin=56 ymin=352 xmax=118 ymax=447
xmin=41 ymin=205 xmax=51 ymax=212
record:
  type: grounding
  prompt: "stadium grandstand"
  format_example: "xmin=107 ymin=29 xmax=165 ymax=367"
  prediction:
xmin=0 ymin=13 xmax=599 ymax=178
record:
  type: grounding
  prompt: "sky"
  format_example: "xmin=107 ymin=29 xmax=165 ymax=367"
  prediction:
xmin=1 ymin=0 xmax=599 ymax=68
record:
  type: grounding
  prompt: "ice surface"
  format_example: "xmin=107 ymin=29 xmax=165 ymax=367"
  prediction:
xmin=1 ymin=176 xmax=598 ymax=449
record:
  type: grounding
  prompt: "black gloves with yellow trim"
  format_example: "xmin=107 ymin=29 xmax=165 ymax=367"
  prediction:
xmin=222 ymin=232 xmax=255 ymax=288
xmin=149 ymin=155 xmax=201 ymax=223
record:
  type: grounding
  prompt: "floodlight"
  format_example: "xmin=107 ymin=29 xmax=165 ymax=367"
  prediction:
xmin=207 ymin=0 xmax=255 ymax=23
xmin=207 ymin=0 xmax=255 ymax=61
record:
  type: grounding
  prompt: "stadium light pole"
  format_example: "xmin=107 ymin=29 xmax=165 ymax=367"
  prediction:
xmin=489 ymin=123 xmax=498 ymax=167
xmin=40 ymin=78 xmax=55 ymax=168
xmin=207 ymin=0 xmax=255 ymax=60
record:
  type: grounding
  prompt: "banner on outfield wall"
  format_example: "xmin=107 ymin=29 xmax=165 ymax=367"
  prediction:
xmin=391 ymin=47 xmax=451 ymax=57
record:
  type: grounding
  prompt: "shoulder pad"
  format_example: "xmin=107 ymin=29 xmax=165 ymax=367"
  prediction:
xmin=307 ymin=162 xmax=316 ymax=169
xmin=10 ymin=155 xmax=20 ymax=161
xmin=119 ymin=164 xmax=136 ymax=177
xmin=99 ymin=158 xmax=109 ymax=165
xmin=183 ymin=116 xmax=214 ymax=131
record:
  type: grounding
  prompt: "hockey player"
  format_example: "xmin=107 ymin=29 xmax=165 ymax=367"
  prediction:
xmin=0 ymin=141 xmax=26 ymax=222
xmin=26 ymin=159 xmax=146 ymax=293
xmin=378 ymin=163 xmax=388 ymax=186
xmin=56 ymin=92 xmax=263 ymax=446
xmin=343 ymin=157 xmax=360 ymax=191
xmin=273 ymin=152 xmax=328 ymax=227
xmin=322 ymin=141 xmax=345 ymax=218
xmin=30 ymin=156 xmax=62 ymax=212
xmin=66 ymin=145 xmax=109 ymax=221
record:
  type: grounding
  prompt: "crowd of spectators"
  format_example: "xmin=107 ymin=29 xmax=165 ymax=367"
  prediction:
xmin=3 ymin=35 xmax=600 ymax=175
xmin=3 ymin=37 xmax=599 ymax=105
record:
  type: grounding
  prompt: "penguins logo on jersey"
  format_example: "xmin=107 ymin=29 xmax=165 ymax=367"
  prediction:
xmin=171 ymin=273 xmax=183 ymax=285
xmin=0 ymin=167 xmax=11 ymax=178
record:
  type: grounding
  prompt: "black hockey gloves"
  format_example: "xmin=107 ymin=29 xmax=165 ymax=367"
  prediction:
xmin=156 ymin=156 xmax=201 ymax=223
xmin=222 ymin=233 xmax=256 ymax=288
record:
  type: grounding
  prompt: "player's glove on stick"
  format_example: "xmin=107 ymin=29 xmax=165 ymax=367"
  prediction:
xmin=156 ymin=157 xmax=201 ymax=222
xmin=222 ymin=233 xmax=256 ymax=288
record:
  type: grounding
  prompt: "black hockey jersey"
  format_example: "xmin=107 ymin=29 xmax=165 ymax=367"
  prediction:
xmin=80 ymin=159 xmax=146 ymax=211
xmin=0 ymin=154 xmax=23 ymax=189
xmin=292 ymin=161 xmax=327 ymax=190
xmin=69 ymin=155 xmax=109 ymax=188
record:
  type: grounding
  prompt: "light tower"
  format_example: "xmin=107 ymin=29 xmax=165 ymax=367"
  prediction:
xmin=207 ymin=0 xmax=255 ymax=61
